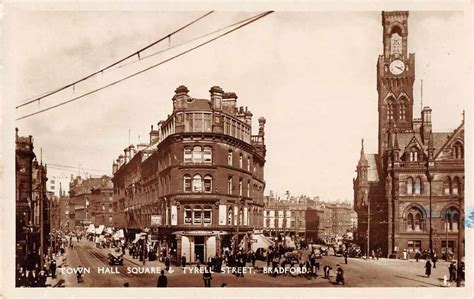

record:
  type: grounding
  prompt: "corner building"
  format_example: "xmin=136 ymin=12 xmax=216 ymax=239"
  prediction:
xmin=353 ymin=11 xmax=464 ymax=258
xmin=112 ymin=85 xmax=266 ymax=263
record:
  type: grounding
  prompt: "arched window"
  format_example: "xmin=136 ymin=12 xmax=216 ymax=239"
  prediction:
xmin=387 ymin=99 xmax=394 ymax=121
xmin=452 ymin=177 xmax=459 ymax=195
xmin=193 ymin=206 xmax=202 ymax=224
xmin=452 ymin=213 xmax=459 ymax=231
xmin=183 ymin=174 xmax=192 ymax=192
xmin=239 ymin=179 xmax=243 ymax=196
xmin=239 ymin=208 xmax=243 ymax=225
xmin=406 ymin=207 xmax=423 ymax=232
xmin=247 ymin=156 xmax=251 ymax=171
xmin=227 ymin=209 xmax=233 ymax=225
xmin=406 ymin=177 xmax=413 ymax=195
xmin=228 ymin=150 xmax=233 ymax=166
xmin=445 ymin=207 xmax=459 ymax=231
xmin=184 ymin=206 xmax=192 ymax=224
xmin=192 ymin=174 xmax=203 ymax=192
xmin=239 ymin=154 xmax=243 ymax=168
xmin=399 ymin=99 xmax=407 ymax=120
xmin=414 ymin=213 xmax=421 ymax=231
xmin=452 ymin=142 xmax=464 ymax=160
xmin=390 ymin=26 xmax=403 ymax=55
xmin=228 ymin=176 xmax=233 ymax=194
xmin=192 ymin=146 xmax=202 ymax=163
xmin=203 ymin=175 xmax=212 ymax=192
xmin=203 ymin=206 xmax=212 ymax=224
xmin=443 ymin=177 xmax=451 ymax=195
xmin=414 ymin=177 xmax=422 ymax=195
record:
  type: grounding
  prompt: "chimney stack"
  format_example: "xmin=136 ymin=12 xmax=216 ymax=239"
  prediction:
xmin=421 ymin=106 xmax=432 ymax=144
xmin=210 ymin=86 xmax=224 ymax=110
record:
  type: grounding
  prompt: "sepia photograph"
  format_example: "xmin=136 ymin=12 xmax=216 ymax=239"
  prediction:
xmin=1 ymin=1 xmax=472 ymax=297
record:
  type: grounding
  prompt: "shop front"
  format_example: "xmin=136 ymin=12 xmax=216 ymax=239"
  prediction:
xmin=174 ymin=230 xmax=229 ymax=264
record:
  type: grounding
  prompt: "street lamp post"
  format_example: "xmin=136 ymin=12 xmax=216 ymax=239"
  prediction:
xmin=426 ymin=166 xmax=434 ymax=257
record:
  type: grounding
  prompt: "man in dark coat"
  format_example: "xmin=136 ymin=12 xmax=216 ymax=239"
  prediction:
xmin=424 ymin=260 xmax=432 ymax=278
xmin=449 ymin=261 xmax=457 ymax=282
xmin=164 ymin=256 xmax=170 ymax=271
xmin=181 ymin=254 xmax=186 ymax=268
xmin=203 ymin=266 xmax=212 ymax=287
xmin=343 ymin=251 xmax=348 ymax=264
xmin=157 ymin=270 xmax=167 ymax=287
xmin=50 ymin=259 xmax=57 ymax=279
xmin=431 ymin=252 xmax=437 ymax=268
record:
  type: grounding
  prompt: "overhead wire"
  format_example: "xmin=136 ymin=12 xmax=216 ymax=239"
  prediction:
xmin=16 ymin=11 xmax=274 ymax=121
xmin=15 ymin=11 xmax=214 ymax=109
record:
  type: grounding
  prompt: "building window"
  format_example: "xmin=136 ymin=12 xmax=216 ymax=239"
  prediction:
xmin=228 ymin=150 xmax=233 ymax=166
xmin=109 ymin=204 xmax=113 ymax=212
xmin=192 ymin=146 xmax=202 ymax=163
xmin=228 ymin=176 xmax=233 ymax=194
xmin=204 ymin=114 xmax=212 ymax=132
xmin=414 ymin=177 xmax=422 ymax=195
xmin=109 ymin=216 xmax=113 ymax=223
xmin=51 ymin=179 xmax=56 ymax=184
xmin=247 ymin=157 xmax=251 ymax=171
xmin=184 ymin=174 xmax=192 ymax=192
xmin=239 ymin=154 xmax=243 ymax=168
xmin=204 ymin=175 xmax=212 ymax=192
xmin=409 ymin=147 xmax=419 ymax=162
xmin=247 ymin=180 xmax=250 ymax=197
xmin=387 ymin=100 xmax=394 ymax=121
xmin=102 ymin=204 xmax=106 ymax=211
xmin=184 ymin=206 xmax=192 ymax=224
xmin=203 ymin=206 xmax=212 ymax=224
xmin=192 ymin=174 xmax=203 ymax=192
xmin=452 ymin=142 xmax=463 ymax=160
xmin=239 ymin=179 xmax=243 ymax=196
xmin=406 ymin=177 xmax=413 ymax=195
xmin=228 ymin=209 xmax=233 ymax=225
xmin=193 ymin=207 xmax=202 ymax=224
xmin=399 ymin=101 xmax=406 ymax=120
xmin=406 ymin=207 xmax=423 ymax=232
xmin=203 ymin=146 xmax=212 ymax=163
xmin=452 ymin=177 xmax=459 ymax=195
xmin=443 ymin=177 xmax=451 ymax=195
xmin=184 ymin=148 xmax=192 ymax=163
xmin=407 ymin=240 xmax=421 ymax=253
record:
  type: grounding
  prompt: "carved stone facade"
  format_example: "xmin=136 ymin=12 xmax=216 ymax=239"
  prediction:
xmin=353 ymin=11 xmax=464 ymax=258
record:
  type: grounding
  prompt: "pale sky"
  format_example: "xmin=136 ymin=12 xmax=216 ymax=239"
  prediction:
xmin=5 ymin=8 xmax=470 ymax=203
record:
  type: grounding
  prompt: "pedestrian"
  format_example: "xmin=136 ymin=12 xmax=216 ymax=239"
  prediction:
xmin=415 ymin=251 xmax=420 ymax=262
xmin=335 ymin=264 xmax=345 ymax=285
xmin=157 ymin=270 xmax=167 ymax=287
xmin=431 ymin=252 xmax=437 ymax=268
xmin=323 ymin=265 xmax=331 ymax=279
xmin=203 ymin=266 xmax=212 ymax=287
xmin=448 ymin=261 xmax=457 ymax=282
xmin=424 ymin=259 xmax=432 ymax=278
xmin=76 ymin=265 xmax=83 ymax=283
xmin=123 ymin=282 xmax=129 ymax=287
xmin=50 ymin=259 xmax=57 ymax=279
xmin=371 ymin=249 xmax=375 ymax=260
xmin=29 ymin=270 xmax=39 ymax=287
xmin=165 ymin=256 xmax=171 ymax=271
xmin=38 ymin=269 xmax=47 ymax=287
xmin=343 ymin=251 xmax=348 ymax=264
xmin=459 ymin=261 xmax=465 ymax=282
xmin=181 ymin=254 xmax=187 ymax=268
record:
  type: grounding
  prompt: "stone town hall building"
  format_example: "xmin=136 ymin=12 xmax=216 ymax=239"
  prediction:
xmin=353 ymin=11 xmax=464 ymax=258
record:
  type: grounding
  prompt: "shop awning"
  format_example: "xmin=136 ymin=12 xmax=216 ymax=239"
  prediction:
xmin=95 ymin=225 xmax=105 ymax=235
xmin=86 ymin=224 xmax=95 ymax=234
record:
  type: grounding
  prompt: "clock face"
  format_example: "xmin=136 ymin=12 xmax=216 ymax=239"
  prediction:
xmin=389 ymin=60 xmax=405 ymax=75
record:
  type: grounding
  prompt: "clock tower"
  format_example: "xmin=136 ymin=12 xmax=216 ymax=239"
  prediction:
xmin=377 ymin=11 xmax=415 ymax=157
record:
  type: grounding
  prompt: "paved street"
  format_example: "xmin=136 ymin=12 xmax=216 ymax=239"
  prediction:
xmin=45 ymin=239 xmax=463 ymax=288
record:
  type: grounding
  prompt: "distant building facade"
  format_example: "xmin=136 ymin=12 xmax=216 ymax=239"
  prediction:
xmin=353 ymin=11 xmax=464 ymax=258
xmin=16 ymin=128 xmax=50 ymax=269
xmin=263 ymin=196 xmax=324 ymax=244
xmin=69 ymin=175 xmax=113 ymax=229
xmin=112 ymin=85 xmax=267 ymax=263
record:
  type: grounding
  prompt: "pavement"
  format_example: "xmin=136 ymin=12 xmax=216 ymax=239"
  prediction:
xmin=43 ymin=240 xmax=465 ymax=288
